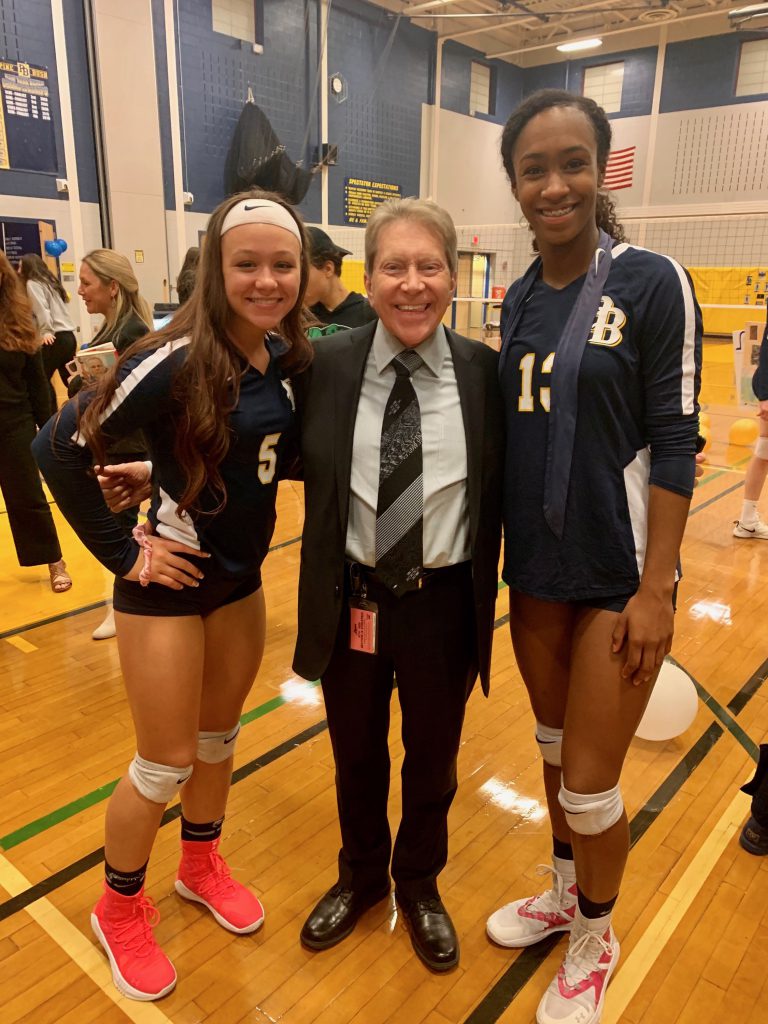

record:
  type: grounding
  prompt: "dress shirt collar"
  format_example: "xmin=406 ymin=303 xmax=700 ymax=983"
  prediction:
xmin=372 ymin=320 xmax=447 ymax=378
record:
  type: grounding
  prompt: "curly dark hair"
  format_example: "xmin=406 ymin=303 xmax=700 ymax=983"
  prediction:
xmin=500 ymin=89 xmax=626 ymax=246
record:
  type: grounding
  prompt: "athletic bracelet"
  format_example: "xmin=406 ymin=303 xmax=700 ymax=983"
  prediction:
xmin=131 ymin=524 xmax=153 ymax=587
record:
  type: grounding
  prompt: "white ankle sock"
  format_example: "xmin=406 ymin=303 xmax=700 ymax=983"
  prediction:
xmin=741 ymin=500 xmax=759 ymax=527
xmin=553 ymin=854 xmax=576 ymax=881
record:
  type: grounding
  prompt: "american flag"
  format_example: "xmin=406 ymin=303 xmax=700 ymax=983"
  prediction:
xmin=604 ymin=146 xmax=636 ymax=190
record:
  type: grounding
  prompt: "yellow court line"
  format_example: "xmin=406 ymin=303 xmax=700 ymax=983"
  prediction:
xmin=603 ymin=789 xmax=751 ymax=1023
xmin=4 ymin=636 xmax=37 ymax=653
xmin=0 ymin=853 xmax=173 ymax=1023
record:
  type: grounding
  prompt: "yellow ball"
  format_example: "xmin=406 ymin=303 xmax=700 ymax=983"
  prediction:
xmin=699 ymin=412 xmax=710 ymax=429
xmin=728 ymin=418 xmax=759 ymax=447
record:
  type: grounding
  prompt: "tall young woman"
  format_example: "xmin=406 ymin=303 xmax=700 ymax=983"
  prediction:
xmin=18 ymin=252 xmax=77 ymax=412
xmin=34 ymin=191 xmax=312 ymax=1001
xmin=485 ymin=90 xmax=702 ymax=1024
xmin=0 ymin=250 xmax=71 ymax=592
xmin=72 ymin=250 xmax=153 ymax=638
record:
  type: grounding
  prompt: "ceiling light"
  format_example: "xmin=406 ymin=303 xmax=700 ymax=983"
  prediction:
xmin=556 ymin=38 xmax=603 ymax=53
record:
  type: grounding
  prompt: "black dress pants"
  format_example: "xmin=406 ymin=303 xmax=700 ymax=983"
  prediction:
xmin=0 ymin=417 xmax=61 ymax=565
xmin=321 ymin=562 xmax=477 ymax=902
xmin=41 ymin=330 xmax=77 ymax=411
xmin=742 ymin=744 xmax=768 ymax=827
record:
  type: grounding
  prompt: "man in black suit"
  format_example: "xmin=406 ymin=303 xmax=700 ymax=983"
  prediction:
xmin=294 ymin=198 xmax=504 ymax=971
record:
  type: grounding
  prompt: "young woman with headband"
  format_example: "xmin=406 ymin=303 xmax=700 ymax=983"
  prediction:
xmin=485 ymin=91 xmax=702 ymax=1024
xmin=34 ymin=191 xmax=312 ymax=1001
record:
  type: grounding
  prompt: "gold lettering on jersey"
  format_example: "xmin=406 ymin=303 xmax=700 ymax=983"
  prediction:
xmin=589 ymin=296 xmax=626 ymax=348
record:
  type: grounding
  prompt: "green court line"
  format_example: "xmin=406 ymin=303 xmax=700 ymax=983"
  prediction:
xmin=0 ymin=680 xmax=320 ymax=852
xmin=696 ymin=453 xmax=751 ymax=488
xmin=667 ymin=655 xmax=760 ymax=762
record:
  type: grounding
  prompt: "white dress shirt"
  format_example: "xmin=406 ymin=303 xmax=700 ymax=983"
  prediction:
xmin=345 ymin=321 xmax=469 ymax=568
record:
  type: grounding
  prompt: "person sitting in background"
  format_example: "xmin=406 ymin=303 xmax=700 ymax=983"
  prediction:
xmin=18 ymin=253 xmax=77 ymax=412
xmin=0 ymin=249 xmax=71 ymax=593
xmin=176 ymin=246 xmax=200 ymax=306
xmin=304 ymin=226 xmax=376 ymax=331
xmin=733 ymin=314 xmax=768 ymax=540
xmin=76 ymin=249 xmax=152 ymax=639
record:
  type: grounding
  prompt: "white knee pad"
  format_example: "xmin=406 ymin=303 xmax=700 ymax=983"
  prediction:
xmin=536 ymin=722 xmax=563 ymax=767
xmin=128 ymin=754 xmax=193 ymax=803
xmin=755 ymin=436 xmax=768 ymax=461
xmin=558 ymin=783 xmax=624 ymax=836
xmin=197 ymin=723 xmax=241 ymax=764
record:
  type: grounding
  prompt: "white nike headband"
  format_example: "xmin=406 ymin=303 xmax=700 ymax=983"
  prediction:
xmin=221 ymin=198 xmax=303 ymax=246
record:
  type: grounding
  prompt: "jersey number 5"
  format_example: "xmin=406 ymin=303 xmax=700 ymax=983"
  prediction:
xmin=518 ymin=352 xmax=554 ymax=413
xmin=258 ymin=433 xmax=281 ymax=484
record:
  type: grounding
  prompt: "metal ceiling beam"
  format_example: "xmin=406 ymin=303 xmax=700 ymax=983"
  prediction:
xmin=403 ymin=0 xmax=469 ymax=15
xmin=486 ymin=4 xmax=731 ymax=58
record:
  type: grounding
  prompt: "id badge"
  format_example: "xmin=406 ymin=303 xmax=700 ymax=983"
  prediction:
xmin=349 ymin=596 xmax=378 ymax=655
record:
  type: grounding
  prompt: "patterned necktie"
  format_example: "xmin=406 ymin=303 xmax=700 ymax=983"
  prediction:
xmin=374 ymin=350 xmax=423 ymax=595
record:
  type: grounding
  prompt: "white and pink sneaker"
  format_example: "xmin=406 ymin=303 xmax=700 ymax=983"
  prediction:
xmin=487 ymin=862 xmax=577 ymax=948
xmin=536 ymin=912 xmax=620 ymax=1024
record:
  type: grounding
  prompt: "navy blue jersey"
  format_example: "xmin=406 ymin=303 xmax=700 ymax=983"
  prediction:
xmin=501 ymin=243 xmax=702 ymax=602
xmin=34 ymin=335 xmax=295 ymax=581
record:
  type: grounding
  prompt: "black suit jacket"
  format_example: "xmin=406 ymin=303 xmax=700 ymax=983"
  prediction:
xmin=291 ymin=321 xmax=504 ymax=695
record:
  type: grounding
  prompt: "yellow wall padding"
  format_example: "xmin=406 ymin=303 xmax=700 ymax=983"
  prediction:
xmin=340 ymin=260 xmax=366 ymax=295
xmin=688 ymin=266 xmax=767 ymax=335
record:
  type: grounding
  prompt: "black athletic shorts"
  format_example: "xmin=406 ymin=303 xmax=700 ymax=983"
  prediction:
xmin=113 ymin=569 xmax=262 ymax=617
xmin=576 ymin=581 xmax=679 ymax=614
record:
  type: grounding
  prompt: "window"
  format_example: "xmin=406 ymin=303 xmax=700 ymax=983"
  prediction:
xmin=583 ymin=62 xmax=624 ymax=114
xmin=212 ymin=0 xmax=255 ymax=43
xmin=736 ymin=39 xmax=768 ymax=97
xmin=470 ymin=61 xmax=491 ymax=116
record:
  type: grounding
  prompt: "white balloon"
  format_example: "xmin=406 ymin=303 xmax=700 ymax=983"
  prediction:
xmin=635 ymin=661 xmax=699 ymax=742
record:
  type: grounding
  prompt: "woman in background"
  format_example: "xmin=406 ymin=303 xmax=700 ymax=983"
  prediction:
xmin=75 ymin=249 xmax=152 ymax=638
xmin=77 ymin=249 xmax=152 ymax=360
xmin=732 ymin=315 xmax=768 ymax=540
xmin=19 ymin=252 xmax=77 ymax=411
xmin=0 ymin=250 xmax=71 ymax=592
xmin=176 ymin=246 xmax=200 ymax=306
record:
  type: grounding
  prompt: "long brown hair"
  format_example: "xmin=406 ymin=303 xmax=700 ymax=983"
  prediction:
xmin=19 ymin=252 xmax=69 ymax=303
xmin=500 ymin=89 xmax=627 ymax=248
xmin=79 ymin=189 xmax=313 ymax=516
xmin=0 ymin=250 xmax=40 ymax=354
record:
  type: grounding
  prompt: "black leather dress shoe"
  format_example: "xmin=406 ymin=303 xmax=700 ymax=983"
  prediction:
xmin=740 ymin=816 xmax=768 ymax=855
xmin=301 ymin=883 xmax=390 ymax=950
xmin=396 ymin=894 xmax=459 ymax=972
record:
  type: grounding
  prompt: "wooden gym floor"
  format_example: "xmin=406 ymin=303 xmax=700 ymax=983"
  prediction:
xmin=0 ymin=339 xmax=766 ymax=1024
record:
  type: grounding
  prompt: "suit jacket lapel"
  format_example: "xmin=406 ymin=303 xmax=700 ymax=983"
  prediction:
xmin=447 ymin=329 xmax=484 ymax=552
xmin=333 ymin=322 xmax=377 ymax=532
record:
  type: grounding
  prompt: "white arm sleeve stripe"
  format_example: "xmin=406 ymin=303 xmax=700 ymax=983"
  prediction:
xmin=661 ymin=254 xmax=698 ymax=416
xmin=99 ymin=337 xmax=191 ymax=428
